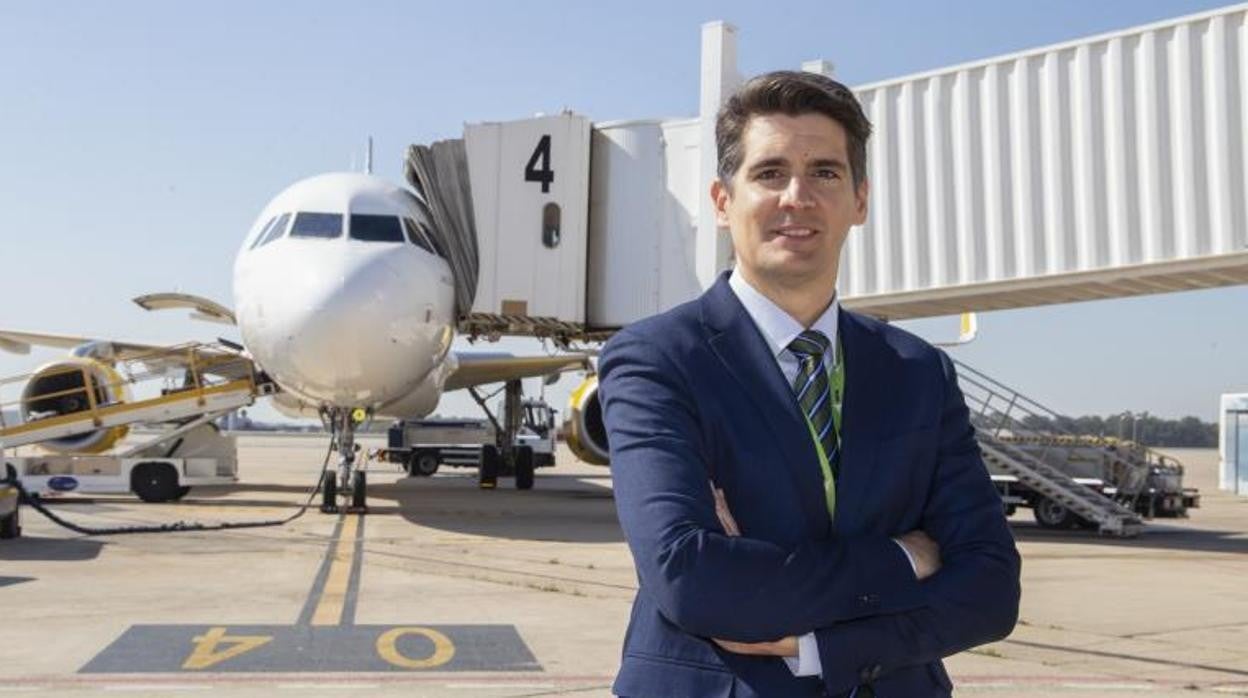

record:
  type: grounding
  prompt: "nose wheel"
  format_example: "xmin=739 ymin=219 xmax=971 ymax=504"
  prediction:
xmin=321 ymin=407 xmax=368 ymax=514
xmin=320 ymin=470 xmax=338 ymax=514
xmin=350 ymin=470 xmax=367 ymax=511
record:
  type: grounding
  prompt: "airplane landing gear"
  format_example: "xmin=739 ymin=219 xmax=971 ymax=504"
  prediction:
xmin=322 ymin=407 xmax=368 ymax=514
xmin=321 ymin=470 xmax=338 ymax=514
xmin=469 ymin=380 xmax=537 ymax=491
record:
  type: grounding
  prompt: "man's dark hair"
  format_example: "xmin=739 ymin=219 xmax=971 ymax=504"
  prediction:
xmin=716 ymin=70 xmax=872 ymax=188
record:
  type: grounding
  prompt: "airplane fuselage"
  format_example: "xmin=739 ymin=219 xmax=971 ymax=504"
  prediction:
xmin=232 ymin=173 xmax=456 ymax=418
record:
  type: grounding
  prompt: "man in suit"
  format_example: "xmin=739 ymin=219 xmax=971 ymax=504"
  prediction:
xmin=598 ymin=70 xmax=1021 ymax=697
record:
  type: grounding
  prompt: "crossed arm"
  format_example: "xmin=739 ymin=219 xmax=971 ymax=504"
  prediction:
xmin=600 ymin=331 xmax=1021 ymax=693
xmin=601 ymin=331 xmax=928 ymax=640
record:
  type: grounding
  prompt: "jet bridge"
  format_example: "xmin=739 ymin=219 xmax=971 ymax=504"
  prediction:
xmin=407 ymin=4 xmax=1248 ymax=345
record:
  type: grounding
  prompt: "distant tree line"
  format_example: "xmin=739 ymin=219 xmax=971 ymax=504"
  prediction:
xmin=1016 ymin=413 xmax=1217 ymax=448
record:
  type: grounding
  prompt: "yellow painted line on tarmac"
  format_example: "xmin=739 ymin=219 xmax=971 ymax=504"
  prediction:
xmin=310 ymin=514 xmax=360 ymax=626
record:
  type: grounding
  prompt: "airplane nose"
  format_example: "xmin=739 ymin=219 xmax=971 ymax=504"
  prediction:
xmin=274 ymin=251 xmax=421 ymax=405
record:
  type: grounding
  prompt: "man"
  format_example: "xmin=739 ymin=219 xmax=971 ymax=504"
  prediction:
xmin=599 ymin=71 xmax=1020 ymax=697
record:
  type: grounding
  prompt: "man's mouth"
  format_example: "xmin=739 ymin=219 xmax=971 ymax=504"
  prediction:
xmin=772 ymin=226 xmax=818 ymax=239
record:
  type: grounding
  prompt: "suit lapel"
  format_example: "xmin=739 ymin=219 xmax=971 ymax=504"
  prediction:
xmin=831 ymin=310 xmax=887 ymax=531
xmin=701 ymin=274 xmax=829 ymax=534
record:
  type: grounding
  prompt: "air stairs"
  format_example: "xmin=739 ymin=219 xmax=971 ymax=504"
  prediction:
xmin=0 ymin=344 xmax=272 ymax=451
xmin=954 ymin=361 xmax=1145 ymax=537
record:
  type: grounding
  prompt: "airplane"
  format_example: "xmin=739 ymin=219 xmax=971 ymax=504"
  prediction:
xmin=0 ymin=172 xmax=606 ymax=512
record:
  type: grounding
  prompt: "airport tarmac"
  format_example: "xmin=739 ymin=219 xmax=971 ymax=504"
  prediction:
xmin=1 ymin=436 xmax=1246 ymax=696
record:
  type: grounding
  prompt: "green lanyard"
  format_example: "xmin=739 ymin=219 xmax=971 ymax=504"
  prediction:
xmin=798 ymin=337 xmax=844 ymax=519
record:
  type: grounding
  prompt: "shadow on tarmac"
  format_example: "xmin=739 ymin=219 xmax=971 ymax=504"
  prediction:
xmin=144 ymin=470 xmax=625 ymax=543
xmin=377 ymin=472 xmax=625 ymax=544
xmin=0 ymin=535 xmax=104 ymax=561
xmin=1009 ymin=520 xmax=1248 ymax=555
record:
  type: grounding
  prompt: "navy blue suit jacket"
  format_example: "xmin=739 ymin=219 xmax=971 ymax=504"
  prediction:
xmin=599 ymin=273 xmax=1020 ymax=697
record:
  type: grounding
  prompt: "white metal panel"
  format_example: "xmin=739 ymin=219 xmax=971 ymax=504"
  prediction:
xmin=842 ymin=4 xmax=1248 ymax=315
xmin=465 ymin=114 xmax=591 ymax=322
xmin=659 ymin=119 xmax=705 ymax=311
xmin=587 ymin=122 xmax=664 ymax=326
xmin=696 ymin=21 xmax=740 ymax=291
xmin=586 ymin=119 xmax=702 ymax=327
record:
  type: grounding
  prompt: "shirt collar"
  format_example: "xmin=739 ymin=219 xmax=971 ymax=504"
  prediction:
xmin=728 ymin=269 xmax=840 ymax=362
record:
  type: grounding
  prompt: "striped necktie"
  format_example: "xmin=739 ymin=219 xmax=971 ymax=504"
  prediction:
xmin=791 ymin=330 xmax=873 ymax=697
xmin=789 ymin=329 xmax=839 ymax=480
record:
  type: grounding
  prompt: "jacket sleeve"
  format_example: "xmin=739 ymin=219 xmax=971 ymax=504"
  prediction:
xmin=812 ymin=350 xmax=1022 ymax=695
xmin=600 ymin=328 xmax=924 ymax=642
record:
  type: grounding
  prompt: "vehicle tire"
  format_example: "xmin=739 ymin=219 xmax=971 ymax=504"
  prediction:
xmin=515 ymin=446 xmax=535 ymax=491
xmin=131 ymin=462 xmax=181 ymax=503
xmin=1074 ymin=515 xmax=1098 ymax=530
xmin=0 ymin=509 xmax=20 ymax=540
xmin=321 ymin=470 xmax=338 ymax=513
xmin=1033 ymin=496 xmax=1076 ymax=529
xmin=409 ymin=450 xmax=440 ymax=477
xmin=351 ymin=470 xmax=367 ymax=510
xmin=479 ymin=446 xmax=499 ymax=489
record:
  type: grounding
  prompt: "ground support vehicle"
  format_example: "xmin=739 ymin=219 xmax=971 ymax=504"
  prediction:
xmin=6 ymin=423 xmax=238 ymax=503
xmin=1 ymin=458 xmax=20 ymax=539
xmin=990 ymin=433 xmax=1199 ymax=522
xmin=381 ymin=392 xmax=557 ymax=490
xmin=0 ymin=343 xmax=262 ymax=505
xmin=956 ymin=361 xmax=1199 ymax=537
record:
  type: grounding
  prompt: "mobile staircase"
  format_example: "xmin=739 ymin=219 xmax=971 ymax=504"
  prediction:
xmin=954 ymin=361 xmax=1145 ymax=537
xmin=989 ymin=431 xmax=1196 ymax=518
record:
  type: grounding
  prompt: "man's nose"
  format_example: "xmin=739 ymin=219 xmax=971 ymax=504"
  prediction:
xmin=779 ymin=176 xmax=815 ymax=209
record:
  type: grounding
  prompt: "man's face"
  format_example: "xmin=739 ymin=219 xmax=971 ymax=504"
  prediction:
xmin=712 ymin=112 xmax=868 ymax=292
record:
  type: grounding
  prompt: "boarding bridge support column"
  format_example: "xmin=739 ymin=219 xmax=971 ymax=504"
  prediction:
xmin=696 ymin=21 xmax=740 ymax=291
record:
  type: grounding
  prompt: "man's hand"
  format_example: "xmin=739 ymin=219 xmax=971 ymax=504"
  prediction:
xmin=897 ymin=530 xmax=942 ymax=580
xmin=713 ymin=636 xmax=798 ymax=657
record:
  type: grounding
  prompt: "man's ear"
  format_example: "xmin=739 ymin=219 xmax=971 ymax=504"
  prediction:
xmin=853 ymin=176 xmax=869 ymax=225
xmin=711 ymin=178 xmax=732 ymax=228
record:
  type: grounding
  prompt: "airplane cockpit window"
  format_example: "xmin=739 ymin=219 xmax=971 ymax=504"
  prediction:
xmin=402 ymin=217 xmax=434 ymax=254
xmin=418 ymin=220 xmax=449 ymax=260
xmin=256 ymin=212 xmax=291 ymax=248
xmin=249 ymin=215 xmax=279 ymax=250
xmin=349 ymin=214 xmax=405 ymax=243
xmin=289 ymin=212 xmax=343 ymax=239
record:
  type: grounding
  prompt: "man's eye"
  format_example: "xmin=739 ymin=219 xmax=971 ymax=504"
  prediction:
xmin=755 ymin=169 xmax=782 ymax=180
xmin=814 ymin=168 xmax=840 ymax=179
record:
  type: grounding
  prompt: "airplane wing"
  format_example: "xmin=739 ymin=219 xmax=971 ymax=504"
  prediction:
xmin=444 ymin=352 xmax=589 ymax=392
xmin=0 ymin=330 xmax=152 ymax=356
xmin=0 ymin=329 xmax=254 ymax=380
xmin=133 ymin=293 xmax=236 ymax=325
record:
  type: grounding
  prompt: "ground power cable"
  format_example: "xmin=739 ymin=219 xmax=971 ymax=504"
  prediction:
xmin=1 ymin=440 xmax=333 ymax=536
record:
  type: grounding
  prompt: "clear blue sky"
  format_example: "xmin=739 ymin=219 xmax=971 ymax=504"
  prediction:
xmin=1 ymin=0 xmax=1243 ymax=423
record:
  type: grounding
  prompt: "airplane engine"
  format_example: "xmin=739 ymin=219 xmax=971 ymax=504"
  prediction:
xmin=563 ymin=374 xmax=609 ymax=466
xmin=19 ymin=358 xmax=130 ymax=453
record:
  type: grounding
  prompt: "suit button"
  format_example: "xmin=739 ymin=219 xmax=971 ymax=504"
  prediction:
xmin=859 ymin=664 xmax=883 ymax=682
xmin=857 ymin=594 xmax=880 ymax=606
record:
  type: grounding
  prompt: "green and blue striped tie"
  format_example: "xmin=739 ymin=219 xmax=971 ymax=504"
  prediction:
xmin=791 ymin=330 xmax=875 ymax=697
xmin=789 ymin=329 xmax=839 ymax=481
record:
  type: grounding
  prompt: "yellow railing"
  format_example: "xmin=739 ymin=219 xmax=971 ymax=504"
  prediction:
xmin=0 ymin=343 xmax=257 ymax=433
